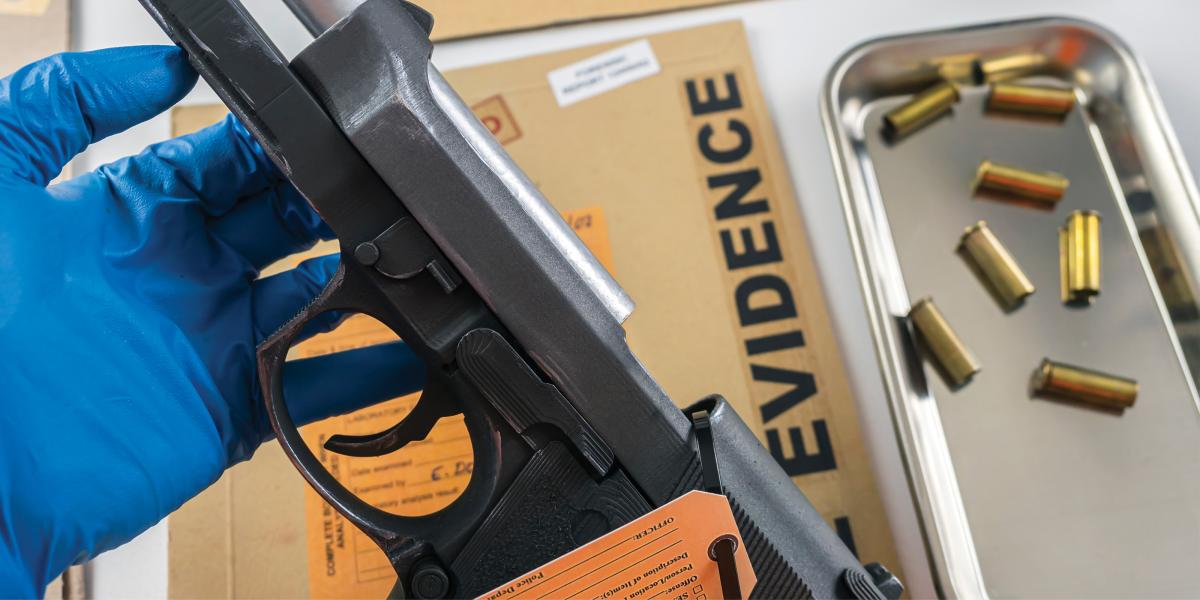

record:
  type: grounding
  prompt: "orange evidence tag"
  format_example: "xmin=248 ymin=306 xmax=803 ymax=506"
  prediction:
xmin=479 ymin=491 xmax=756 ymax=600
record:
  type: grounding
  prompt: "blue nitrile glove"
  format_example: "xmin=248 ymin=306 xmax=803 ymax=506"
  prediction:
xmin=0 ymin=47 xmax=427 ymax=597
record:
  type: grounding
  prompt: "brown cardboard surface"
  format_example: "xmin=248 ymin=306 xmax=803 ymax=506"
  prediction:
xmin=423 ymin=0 xmax=745 ymax=41
xmin=168 ymin=20 xmax=900 ymax=597
xmin=168 ymin=443 xmax=311 ymax=598
xmin=0 ymin=0 xmax=67 ymax=75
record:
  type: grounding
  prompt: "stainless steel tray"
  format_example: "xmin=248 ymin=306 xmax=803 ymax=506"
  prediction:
xmin=822 ymin=18 xmax=1200 ymax=598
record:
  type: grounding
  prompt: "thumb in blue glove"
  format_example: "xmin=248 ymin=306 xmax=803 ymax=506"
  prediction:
xmin=0 ymin=46 xmax=425 ymax=597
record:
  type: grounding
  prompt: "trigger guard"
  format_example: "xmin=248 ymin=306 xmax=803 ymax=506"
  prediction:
xmin=256 ymin=258 xmax=512 ymax=582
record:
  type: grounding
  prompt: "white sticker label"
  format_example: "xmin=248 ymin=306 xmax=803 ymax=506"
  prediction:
xmin=547 ymin=39 xmax=661 ymax=108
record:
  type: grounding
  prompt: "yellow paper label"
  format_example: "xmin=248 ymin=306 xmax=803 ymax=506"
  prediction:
xmin=304 ymin=206 xmax=614 ymax=598
xmin=479 ymin=491 xmax=756 ymax=600
xmin=0 ymin=0 xmax=49 ymax=16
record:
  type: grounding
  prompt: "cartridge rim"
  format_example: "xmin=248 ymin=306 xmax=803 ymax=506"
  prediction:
xmin=971 ymin=160 xmax=993 ymax=192
xmin=958 ymin=220 xmax=988 ymax=246
xmin=1032 ymin=358 xmax=1053 ymax=391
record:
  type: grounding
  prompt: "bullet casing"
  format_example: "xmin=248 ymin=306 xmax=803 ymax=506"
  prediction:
xmin=908 ymin=298 xmax=981 ymax=387
xmin=1032 ymin=359 xmax=1138 ymax=409
xmin=883 ymin=63 xmax=943 ymax=92
xmin=973 ymin=52 xmax=1049 ymax=83
xmin=958 ymin=221 xmax=1035 ymax=309
xmin=973 ymin=160 xmax=1068 ymax=204
xmin=1062 ymin=210 xmax=1101 ymax=302
xmin=987 ymin=83 xmax=1076 ymax=117
xmin=884 ymin=55 xmax=979 ymax=93
xmin=934 ymin=53 xmax=980 ymax=83
xmin=1139 ymin=224 xmax=1199 ymax=319
xmin=883 ymin=81 xmax=960 ymax=139
xmin=1058 ymin=226 xmax=1071 ymax=303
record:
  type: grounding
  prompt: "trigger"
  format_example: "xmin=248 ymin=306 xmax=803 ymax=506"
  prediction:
xmin=325 ymin=378 xmax=459 ymax=457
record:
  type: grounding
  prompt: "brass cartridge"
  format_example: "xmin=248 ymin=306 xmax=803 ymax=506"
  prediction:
xmin=1139 ymin=223 xmax=1199 ymax=320
xmin=1058 ymin=226 xmax=1071 ymax=303
xmin=973 ymin=160 xmax=1068 ymax=205
xmin=973 ymin=52 xmax=1049 ymax=83
xmin=932 ymin=53 xmax=980 ymax=83
xmin=883 ymin=81 xmax=959 ymax=139
xmin=958 ymin=221 xmax=1035 ymax=309
xmin=908 ymin=298 xmax=980 ymax=388
xmin=885 ymin=54 xmax=978 ymax=92
xmin=1061 ymin=210 xmax=1101 ymax=303
xmin=1032 ymin=358 xmax=1138 ymax=410
xmin=987 ymin=83 xmax=1076 ymax=117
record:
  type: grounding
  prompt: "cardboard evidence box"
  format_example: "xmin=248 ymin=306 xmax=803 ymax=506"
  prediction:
xmin=0 ymin=0 xmax=65 ymax=75
xmin=167 ymin=20 xmax=901 ymax=598
xmin=422 ymin=0 xmax=747 ymax=41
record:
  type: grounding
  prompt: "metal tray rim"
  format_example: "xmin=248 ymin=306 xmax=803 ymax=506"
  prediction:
xmin=820 ymin=16 xmax=1200 ymax=599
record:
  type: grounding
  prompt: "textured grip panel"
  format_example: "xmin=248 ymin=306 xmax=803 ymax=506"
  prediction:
xmin=450 ymin=442 xmax=650 ymax=596
xmin=669 ymin=456 xmax=815 ymax=598
xmin=585 ymin=470 xmax=649 ymax=525
xmin=701 ymin=398 xmax=867 ymax=598
xmin=843 ymin=568 xmax=887 ymax=600
xmin=458 ymin=329 xmax=614 ymax=475
xmin=730 ymin=496 xmax=814 ymax=600
xmin=668 ymin=451 xmax=705 ymax=499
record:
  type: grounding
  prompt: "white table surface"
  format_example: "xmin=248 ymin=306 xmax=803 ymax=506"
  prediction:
xmin=69 ymin=1 xmax=1200 ymax=597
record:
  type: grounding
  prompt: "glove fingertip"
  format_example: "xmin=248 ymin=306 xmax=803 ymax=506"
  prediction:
xmin=0 ymin=46 xmax=198 ymax=184
xmin=300 ymin=252 xmax=341 ymax=280
xmin=251 ymin=254 xmax=342 ymax=343
xmin=77 ymin=45 xmax=198 ymax=142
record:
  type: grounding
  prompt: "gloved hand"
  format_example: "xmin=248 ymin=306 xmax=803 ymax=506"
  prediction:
xmin=0 ymin=47 xmax=425 ymax=597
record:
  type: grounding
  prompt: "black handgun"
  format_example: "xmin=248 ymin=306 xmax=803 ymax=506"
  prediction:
xmin=136 ymin=1 xmax=901 ymax=597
